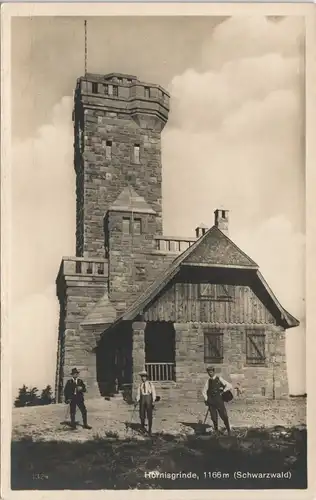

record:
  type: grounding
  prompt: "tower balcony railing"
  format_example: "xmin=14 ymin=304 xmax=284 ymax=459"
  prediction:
xmin=154 ymin=236 xmax=196 ymax=253
xmin=59 ymin=256 xmax=109 ymax=277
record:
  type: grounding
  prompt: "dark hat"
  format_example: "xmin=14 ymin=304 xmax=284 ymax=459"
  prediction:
xmin=206 ymin=366 xmax=215 ymax=372
xmin=139 ymin=370 xmax=148 ymax=377
xmin=71 ymin=367 xmax=79 ymax=375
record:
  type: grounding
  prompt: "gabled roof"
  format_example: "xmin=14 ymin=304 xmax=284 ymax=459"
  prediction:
xmin=109 ymin=186 xmax=156 ymax=214
xmin=184 ymin=226 xmax=258 ymax=268
xmin=101 ymin=225 xmax=299 ymax=334
xmin=81 ymin=293 xmax=117 ymax=327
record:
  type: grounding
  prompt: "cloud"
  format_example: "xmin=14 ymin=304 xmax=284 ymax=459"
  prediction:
xmin=12 ymin=96 xmax=75 ymax=302
xmin=12 ymin=97 xmax=75 ymax=395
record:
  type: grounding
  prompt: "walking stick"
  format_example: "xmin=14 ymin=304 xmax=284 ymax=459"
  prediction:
xmin=203 ymin=408 xmax=209 ymax=425
xmin=125 ymin=402 xmax=138 ymax=434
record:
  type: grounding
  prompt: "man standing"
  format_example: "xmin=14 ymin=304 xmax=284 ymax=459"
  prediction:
xmin=202 ymin=366 xmax=233 ymax=435
xmin=64 ymin=368 xmax=92 ymax=430
xmin=135 ymin=370 xmax=157 ymax=435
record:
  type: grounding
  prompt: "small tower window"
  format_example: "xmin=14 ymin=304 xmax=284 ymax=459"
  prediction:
xmin=105 ymin=140 xmax=112 ymax=160
xmin=133 ymin=144 xmax=140 ymax=164
xmin=105 ymin=84 xmax=114 ymax=96
xmin=144 ymin=87 xmax=150 ymax=98
xmin=122 ymin=218 xmax=130 ymax=235
xmin=92 ymin=82 xmax=98 ymax=93
xmin=133 ymin=218 xmax=142 ymax=235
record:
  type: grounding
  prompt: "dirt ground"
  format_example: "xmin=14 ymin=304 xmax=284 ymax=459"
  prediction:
xmin=12 ymin=396 xmax=306 ymax=442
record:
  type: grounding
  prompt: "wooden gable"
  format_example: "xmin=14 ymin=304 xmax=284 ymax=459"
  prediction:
xmin=143 ymin=281 xmax=276 ymax=325
xmin=183 ymin=227 xmax=257 ymax=268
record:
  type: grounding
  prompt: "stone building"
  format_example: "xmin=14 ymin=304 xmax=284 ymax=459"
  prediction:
xmin=55 ymin=72 xmax=299 ymax=403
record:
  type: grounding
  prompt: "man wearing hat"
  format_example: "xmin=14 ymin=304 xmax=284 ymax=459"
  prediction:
xmin=202 ymin=366 xmax=233 ymax=435
xmin=135 ymin=370 xmax=157 ymax=435
xmin=64 ymin=368 xmax=92 ymax=430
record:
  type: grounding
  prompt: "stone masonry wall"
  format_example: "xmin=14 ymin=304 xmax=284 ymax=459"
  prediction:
xmin=108 ymin=210 xmax=175 ymax=311
xmin=167 ymin=322 xmax=288 ymax=402
xmin=77 ymin=108 xmax=164 ymax=258
xmin=56 ymin=275 xmax=108 ymax=402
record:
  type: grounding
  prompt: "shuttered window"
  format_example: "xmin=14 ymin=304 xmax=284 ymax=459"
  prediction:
xmin=204 ymin=330 xmax=223 ymax=364
xmin=199 ymin=283 xmax=233 ymax=301
xmin=246 ymin=331 xmax=266 ymax=365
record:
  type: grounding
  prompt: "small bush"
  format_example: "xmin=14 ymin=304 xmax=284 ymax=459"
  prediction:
xmin=14 ymin=385 xmax=55 ymax=407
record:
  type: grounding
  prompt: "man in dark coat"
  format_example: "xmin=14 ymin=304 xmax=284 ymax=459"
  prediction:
xmin=202 ymin=366 xmax=233 ymax=435
xmin=135 ymin=370 xmax=157 ymax=435
xmin=64 ymin=368 xmax=92 ymax=430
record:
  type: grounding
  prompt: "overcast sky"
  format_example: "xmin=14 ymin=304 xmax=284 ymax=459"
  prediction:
xmin=11 ymin=15 xmax=306 ymax=398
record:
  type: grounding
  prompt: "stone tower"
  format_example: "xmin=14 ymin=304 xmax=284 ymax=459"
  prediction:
xmin=55 ymin=73 xmax=170 ymax=401
xmin=74 ymin=72 xmax=170 ymax=257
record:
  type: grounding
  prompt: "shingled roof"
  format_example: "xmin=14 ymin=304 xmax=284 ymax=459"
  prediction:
xmin=109 ymin=186 xmax=156 ymax=214
xmin=100 ymin=225 xmax=299 ymax=335
xmin=81 ymin=293 xmax=117 ymax=327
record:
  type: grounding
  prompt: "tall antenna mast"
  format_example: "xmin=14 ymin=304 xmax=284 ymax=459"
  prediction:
xmin=84 ymin=19 xmax=88 ymax=77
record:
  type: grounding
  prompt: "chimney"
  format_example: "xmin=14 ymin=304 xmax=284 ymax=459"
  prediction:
xmin=214 ymin=209 xmax=229 ymax=235
xmin=195 ymin=223 xmax=209 ymax=238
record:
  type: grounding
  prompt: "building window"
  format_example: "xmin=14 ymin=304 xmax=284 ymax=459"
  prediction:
xmin=135 ymin=265 xmax=146 ymax=281
xmin=204 ymin=330 xmax=223 ymax=364
xmin=246 ymin=331 xmax=266 ymax=365
xmin=199 ymin=283 xmax=233 ymax=301
xmin=117 ymin=77 xmax=123 ymax=84
xmin=133 ymin=218 xmax=142 ymax=235
xmin=113 ymin=86 xmax=118 ymax=97
xmin=104 ymin=140 xmax=112 ymax=160
xmin=92 ymin=82 xmax=98 ymax=93
xmin=144 ymin=87 xmax=150 ymax=98
xmin=105 ymin=84 xmax=115 ymax=96
xmin=133 ymin=144 xmax=140 ymax=164
xmin=122 ymin=217 xmax=130 ymax=235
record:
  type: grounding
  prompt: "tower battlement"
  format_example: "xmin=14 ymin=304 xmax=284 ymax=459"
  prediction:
xmin=74 ymin=72 xmax=170 ymax=129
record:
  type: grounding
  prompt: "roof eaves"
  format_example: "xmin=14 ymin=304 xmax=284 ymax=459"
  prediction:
xmin=256 ymin=271 xmax=300 ymax=328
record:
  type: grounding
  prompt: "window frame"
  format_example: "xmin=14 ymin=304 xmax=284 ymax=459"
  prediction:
xmin=105 ymin=140 xmax=112 ymax=160
xmin=133 ymin=144 xmax=140 ymax=164
xmin=132 ymin=218 xmax=142 ymax=236
xmin=199 ymin=283 xmax=233 ymax=302
xmin=122 ymin=217 xmax=131 ymax=235
xmin=204 ymin=329 xmax=224 ymax=364
xmin=246 ymin=331 xmax=266 ymax=366
xmin=92 ymin=82 xmax=98 ymax=94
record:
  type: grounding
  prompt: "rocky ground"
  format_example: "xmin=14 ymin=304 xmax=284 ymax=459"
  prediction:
xmin=11 ymin=397 xmax=307 ymax=490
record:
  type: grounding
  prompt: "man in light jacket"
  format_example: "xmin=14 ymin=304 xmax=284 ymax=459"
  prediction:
xmin=202 ymin=366 xmax=233 ymax=435
xmin=135 ymin=370 xmax=157 ymax=435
